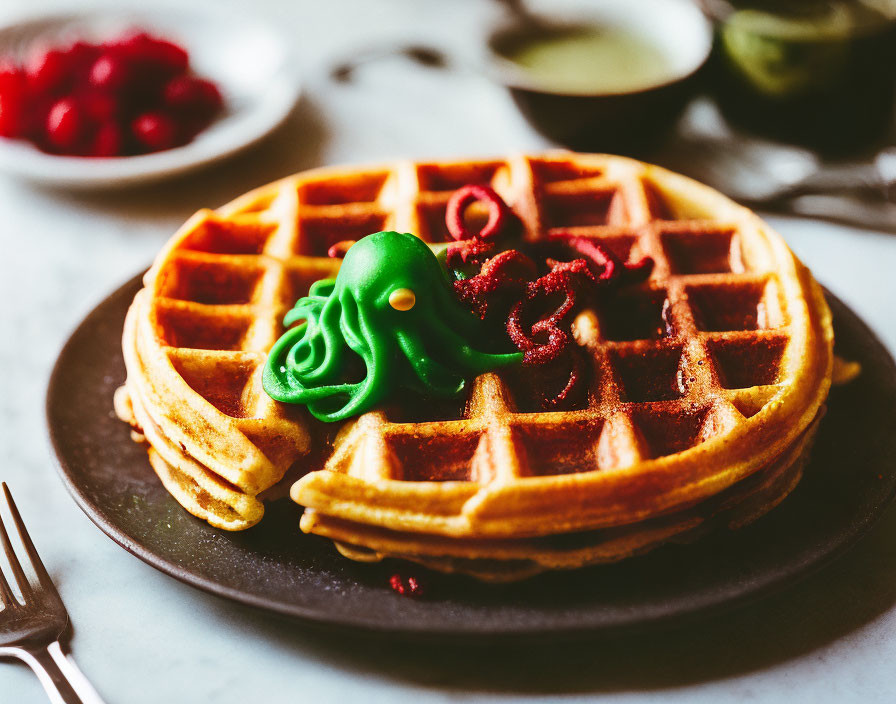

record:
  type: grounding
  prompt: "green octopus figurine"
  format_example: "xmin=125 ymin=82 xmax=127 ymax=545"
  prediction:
xmin=262 ymin=231 xmax=522 ymax=422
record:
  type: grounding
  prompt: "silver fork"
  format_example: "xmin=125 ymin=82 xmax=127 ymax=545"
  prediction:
xmin=0 ymin=483 xmax=105 ymax=704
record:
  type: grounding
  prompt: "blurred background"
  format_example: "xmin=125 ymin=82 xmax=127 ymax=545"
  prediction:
xmin=1 ymin=0 xmax=894 ymax=221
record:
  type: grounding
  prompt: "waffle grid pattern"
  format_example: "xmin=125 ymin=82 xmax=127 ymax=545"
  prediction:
xmin=126 ymin=153 xmax=830 ymax=538
xmin=214 ymin=155 xmax=791 ymax=487
xmin=152 ymin=157 xmax=789 ymax=476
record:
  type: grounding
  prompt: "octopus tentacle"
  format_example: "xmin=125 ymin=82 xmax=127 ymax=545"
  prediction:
xmin=265 ymin=320 xmax=367 ymax=417
xmin=263 ymin=231 xmax=525 ymax=423
xmin=287 ymin=379 xmax=363 ymax=402
xmin=281 ymin=299 xmax=328 ymax=375
xmin=283 ymin=295 xmax=326 ymax=328
xmin=287 ymin=323 xmax=326 ymax=375
xmin=302 ymin=298 xmax=347 ymax=383
xmin=395 ymin=329 xmax=466 ymax=397
xmin=308 ymin=278 xmax=336 ymax=298
xmin=305 ymin=303 xmax=393 ymax=421
xmin=431 ymin=282 xmax=489 ymax=339
xmin=262 ymin=322 xmax=317 ymax=401
xmin=425 ymin=317 xmax=522 ymax=374
xmin=338 ymin=289 xmax=371 ymax=363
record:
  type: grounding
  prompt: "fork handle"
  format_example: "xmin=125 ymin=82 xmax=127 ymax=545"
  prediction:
xmin=7 ymin=641 xmax=105 ymax=704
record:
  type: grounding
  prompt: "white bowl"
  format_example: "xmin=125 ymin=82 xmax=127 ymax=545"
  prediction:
xmin=0 ymin=8 xmax=300 ymax=188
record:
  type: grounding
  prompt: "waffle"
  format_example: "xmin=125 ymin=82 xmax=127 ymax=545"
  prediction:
xmin=116 ymin=152 xmax=833 ymax=579
xmin=302 ymin=416 xmax=818 ymax=581
xmin=116 ymin=204 xmax=328 ymax=529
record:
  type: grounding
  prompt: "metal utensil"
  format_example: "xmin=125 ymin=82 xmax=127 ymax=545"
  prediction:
xmin=330 ymin=44 xmax=449 ymax=83
xmin=658 ymin=136 xmax=896 ymax=207
xmin=0 ymin=483 xmax=105 ymax=704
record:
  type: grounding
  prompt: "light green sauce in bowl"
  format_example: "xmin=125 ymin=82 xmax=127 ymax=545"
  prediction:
xmin=502 ymin=27 xmax=679 ymax=95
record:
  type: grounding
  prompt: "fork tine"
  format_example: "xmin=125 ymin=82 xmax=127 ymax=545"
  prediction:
xmin=1 ymin=483 xmax=57 ymax=600
xmin=0 ymin=488 xmax=33 ymax=602
xmin=0 ymin=523 xmax=15 ymax=606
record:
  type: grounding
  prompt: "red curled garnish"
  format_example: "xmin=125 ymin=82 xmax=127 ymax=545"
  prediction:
xmin=445 ymin=184 xmax=511 ymax=241
xmin=441 ymin=185 xmax=654 ymax=409
xmin=446 ymin=238 xmax=496 ymax=269
xmin=327 ymin=239 xmax=357 ymax=258
xmin=542 ymin=352 xmax=585 ymax=409
xmin=506 ymin=260 xmax=593 ymax=365
xmin=454 ymin=249 xmax=536 ymax=319
xmin=550 ymin=233 xmax=654 ymax=286
xmin=389 ymin=573 xmax=425 ymax=597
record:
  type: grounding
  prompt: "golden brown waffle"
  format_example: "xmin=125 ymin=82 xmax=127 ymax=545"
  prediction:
xmin=116 ymin=200 xmax=334 ymax=528
xmin=116 ymin=152 xmax=833 ymax=580
xmin=300 ymin=416 xmax=818 ymax=581
xmin=290 ymin=154 xmax=833 ymax=543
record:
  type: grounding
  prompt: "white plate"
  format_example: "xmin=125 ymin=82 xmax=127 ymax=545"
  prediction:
xmin=0 ymin=8 xmax=300 ymax=188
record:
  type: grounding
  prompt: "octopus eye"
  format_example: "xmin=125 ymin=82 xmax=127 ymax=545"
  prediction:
xmin=389 ymin=287 xmax=416 ymax=311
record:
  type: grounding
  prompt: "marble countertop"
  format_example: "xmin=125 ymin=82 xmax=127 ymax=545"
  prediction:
xmin=3 ymin=1 xmax=896 ymax=702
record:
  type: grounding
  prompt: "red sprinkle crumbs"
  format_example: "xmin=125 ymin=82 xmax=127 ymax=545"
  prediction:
xmin=452 ymin=249 xmax=536 ymax=318
xmin=447 ymin=186 xmax=654 ymax=408
xmin=446 ymin=237 xmax=495 ymax=269
xmin=389 ymin=573 xmax=425 ymax=597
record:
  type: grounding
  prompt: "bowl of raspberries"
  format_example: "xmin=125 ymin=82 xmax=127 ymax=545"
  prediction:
xmin=0 ymin=9 xmax=298 ymax=187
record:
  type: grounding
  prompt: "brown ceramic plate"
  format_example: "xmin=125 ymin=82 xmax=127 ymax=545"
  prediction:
xmin=46 ymin=272 xmax=896 ymax=641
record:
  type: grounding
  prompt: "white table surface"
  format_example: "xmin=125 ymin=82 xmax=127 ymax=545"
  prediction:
xmin=3 ymin=1 xmax=896 ymax=702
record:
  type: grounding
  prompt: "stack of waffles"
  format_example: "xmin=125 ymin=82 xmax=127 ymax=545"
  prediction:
xmin=116 ymin=152 xmax=834 ymax=580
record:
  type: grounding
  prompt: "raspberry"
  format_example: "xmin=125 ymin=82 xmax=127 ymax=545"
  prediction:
xmin=143 ymin=38 xmax=189 ymax=76
xmin=88 ymin=122 xmax=122 ymax=157
xmin=80 ymin=92 xmax=118 ymax=122
xmin=0 ymin=60 xmax=23 ymax=92
xmin=26 ymin=95 xmax=55 ymax=142
xmin=25 ymin=49 xmax=69 ymax=95
xmin=88 ymin=53 xmax=130 ymax=91
xmin=65 ymin=41 xmax=100 ymax=74
xmin=0 ymin=30 xmax=221 ymax=155
xmin=0 ymin=94 xmax=24 ymax=138
xmin=131 ymin=110 xmax=176 ymax=151
xmin=163 ymin=75 xmax=222 ymax=120
xmin=119 ymin=33 xmax=188 ymax=81
xmin=0 ymin=62 xmax=28 ymax=138
xmin=45 ymin=98 xmax=84 ymax=151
